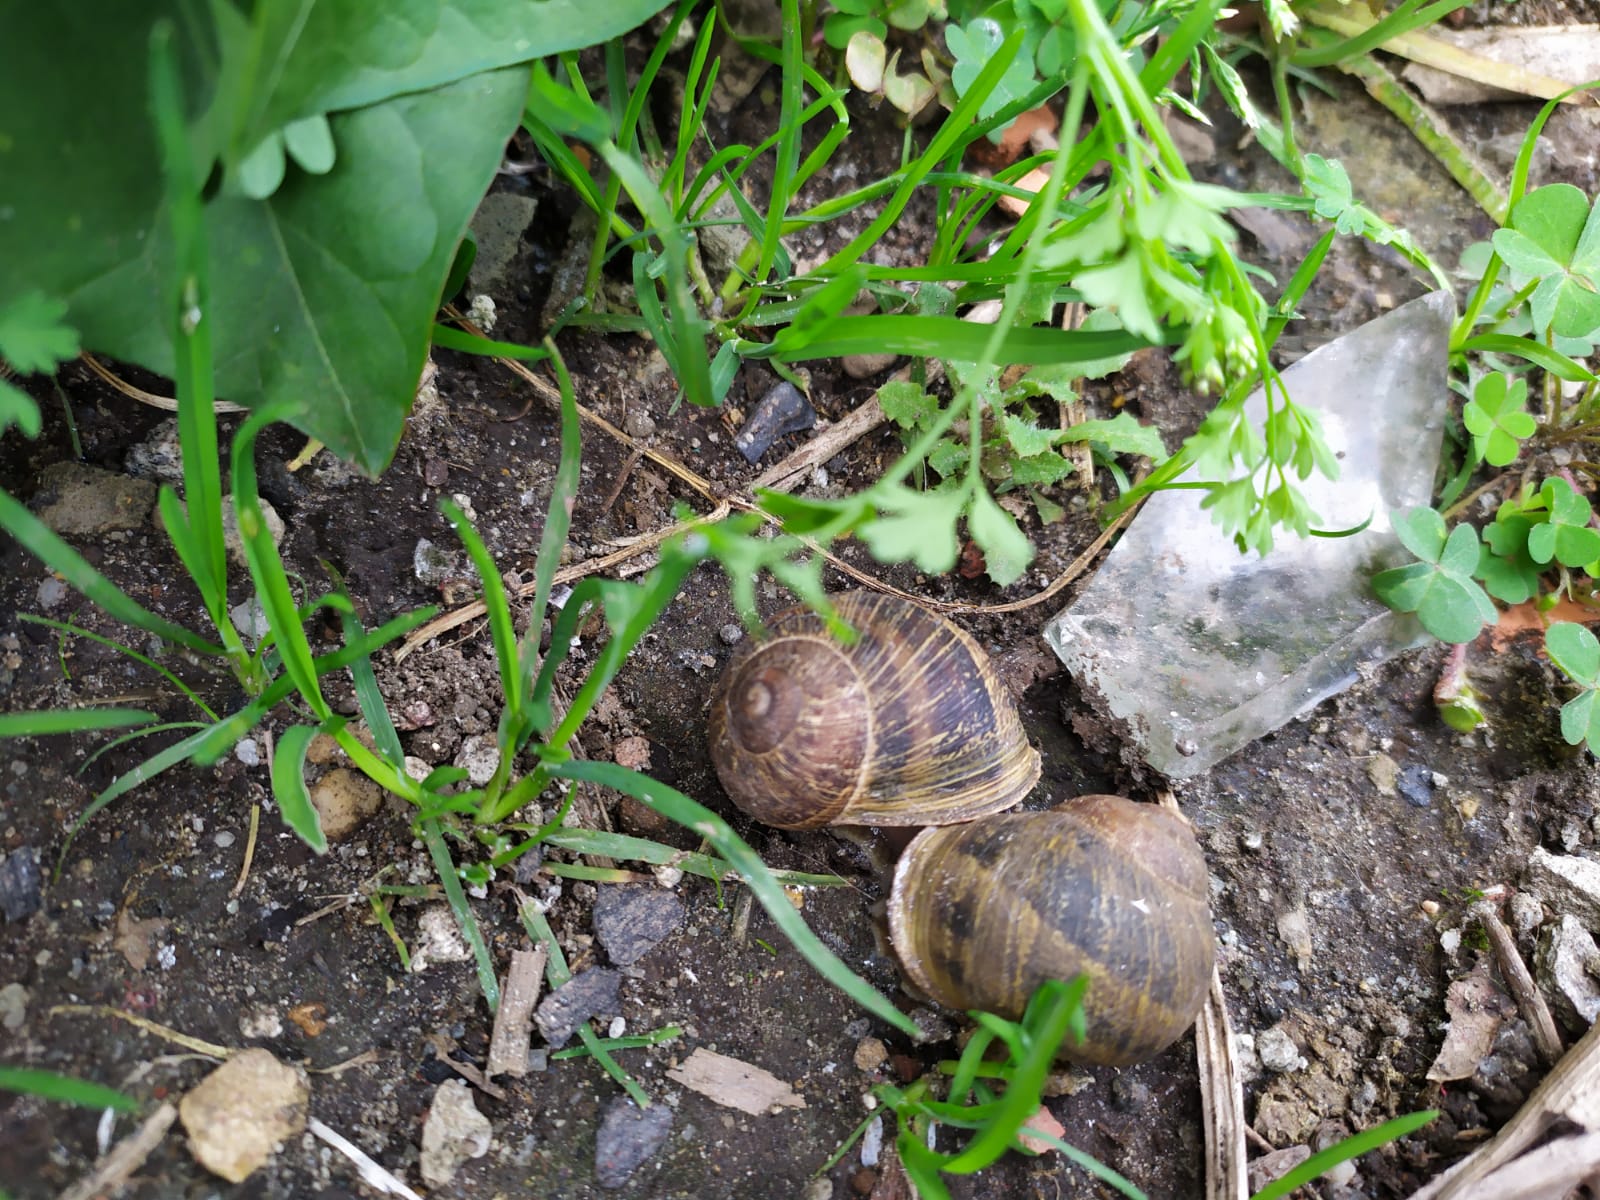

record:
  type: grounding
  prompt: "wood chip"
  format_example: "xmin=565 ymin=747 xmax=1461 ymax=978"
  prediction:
xmin=665 ymin=1048 xmax=807 ymax=1116
xmin=486 ymin=946 xmax=546 ymax=1079
xmin=1409 ymin=1015 xmax=1600 ymax=1199
xmin=59 ymin=1101 xmax=178 ymax=1200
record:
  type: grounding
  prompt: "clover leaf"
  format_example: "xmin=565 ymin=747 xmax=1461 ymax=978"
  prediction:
xmin=1527 ymin=477 xmax=1600 ymax=568
xmin=947 ymin=18 xmax=1037 ymax=121
xmin=1462 ymin=372 xmax=1535 ymax=467
xmin=1477 ymin=513 xmax=1542 ymax=604
xmin=1491 ymin=184 xmax=1600 ymax=340
xmin=1546 ymin=622 xmax=1600 ymax=754
xmin=1372 ymin=508 xmax=1497 ymax=643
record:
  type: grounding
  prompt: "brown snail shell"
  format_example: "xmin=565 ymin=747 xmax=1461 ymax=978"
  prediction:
xmin=887 ymin=794 xmax=1215 ymax=1066
xmin=706 ymin=591 xmax=1041 ymax=829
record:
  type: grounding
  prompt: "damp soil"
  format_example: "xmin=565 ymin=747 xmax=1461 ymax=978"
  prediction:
xmin=4 ymin=31 xmax=1600 ymax=1200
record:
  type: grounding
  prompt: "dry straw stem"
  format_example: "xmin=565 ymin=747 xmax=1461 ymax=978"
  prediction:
xmin=1409 ymin=1016 xmax=1600 ymax=1200
xmin=57 ymin=1100 xmax=179 ymax=1200
xmin=397 ymin=312 xmax=1143 ymax=661
xmin=1157 ymin=789 xmax=1248 ymax=1200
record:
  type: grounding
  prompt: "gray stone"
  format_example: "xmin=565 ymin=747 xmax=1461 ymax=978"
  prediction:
xmin=467 ymin=191 xmax=539 ymax=297
xmin=593 ymin=885 xmax=684 ymax=967
xmin=0 ymin=848 xmax=42 ymax=923
xmin=124 ymin=418 xmax=185 ymax=484
xmin=594 ymin=1096 xmax=673 ymax=1189
xmin=419 ymin=1079 xmax=493 ymax=1187
xmin=32 ymin=462 xmax=156 ymax=535
xmin=733 ymin=382 xmax=815 ymax=463
xmin=535 ymin=967 xmax=621 ymax=1048
xmin=1527 ymin=847 xmax=1600 ymax=929
xmin=1536 ymin=914 xmax=1600 ymax=1027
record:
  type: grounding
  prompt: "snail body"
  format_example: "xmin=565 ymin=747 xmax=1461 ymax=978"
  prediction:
xmin=707 ymin=591 xmax=1040 ymax=829
xmin=888 ymin=794 xmax=1214 ymax=1066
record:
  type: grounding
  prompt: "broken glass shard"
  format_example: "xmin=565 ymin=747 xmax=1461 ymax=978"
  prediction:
xmin=1045 ymin=291 xmax=1455 ymax=778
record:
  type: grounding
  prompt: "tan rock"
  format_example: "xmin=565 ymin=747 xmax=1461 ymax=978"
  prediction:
xmin=309 ymin=768 xmax=382 ymax=841
xmin=179 ymin=1049 xmax=309 ymax=1183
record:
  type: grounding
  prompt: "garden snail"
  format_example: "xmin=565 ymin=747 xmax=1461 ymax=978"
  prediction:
xmin=888 ymin=794 xmax=1215 ymax=1066
xmin=707 ymin=591 xmax=1041 ymax=829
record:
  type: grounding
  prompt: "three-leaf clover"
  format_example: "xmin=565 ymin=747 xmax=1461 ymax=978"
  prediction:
xmin=1462 ymin=373 xmax=1535 ymax=467
xmin=1546 ymin=622 xmax=1600 ymax=754
xmin=1491 ymin=184 xmax=1600 ymax=340
xmin=947 ymin=19 xmax=1037 ymax=120
xmin=1527 ymin=477 xmax=1600 ymax=568
xmin=1372 ymin=508 xmax=1497 ymax=643
xmin=1477 ymin=513 xmax=1542 ymax=604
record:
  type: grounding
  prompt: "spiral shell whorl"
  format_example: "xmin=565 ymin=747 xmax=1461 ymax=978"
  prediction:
xmin=707 ymin=592 xmax=1040 ymax=829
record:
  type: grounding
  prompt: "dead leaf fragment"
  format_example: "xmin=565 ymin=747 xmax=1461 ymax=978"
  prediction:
xmin=287 ymin=1002 xmax=328 ymax=1038
xmin=1016 ymin=1103 xmax=1066 ymax=1154
xmin=113 ymin=909 xmax=170 ymax=972
xmin=665 ymin=1048 xmax=806 ymax=1116
xmin=1427 ymin=965 xmax=1515 ymax=1082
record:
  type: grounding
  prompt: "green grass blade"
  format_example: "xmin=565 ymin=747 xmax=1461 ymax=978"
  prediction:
xmin=20 ymin=613 xmax=218 ymax=720
xmin=55 ymin=704 xmax=269 ymax=873
xmin=518 ymin=899 xmax=651 ymax=1105
xmin=150 ymin=22 xmax=227 ymax=599
xmin=270 ymin=724 xmax=328 ymax=853
xmin=78 ymin=721 xmax=211 ymax=775
xmin=520 ymin=340 xmax=582 ymax=715
xmin=422 ymin=818 xmax=500 ymax=1013
xmin=1460 ymin=334 xmax=1598 ymax=382
xmin=0 ymin=1067 xmax=138 ymax=1112
xmin=338 ymin=614 xmax=404 ymax=766
xmin=941 ymin=979 xmax=1085 ymax=1173
xmin=547 ymin=759 xmax=918 ymax=1039
xmin=1250 ymin=1110 xmax=1437 ymax=1200
xmin=230 ymin=405 xmax=328 ymax=719
xmin=766 ymin=314 xmax=1156 ymax=364
xmin=431 ymin=324 xmax=551 ymax=361
xmin=441 ymin=497 xmax=521 ymax=715
xmin=0 ymin=487 xmax=223 ymax=655
xmin=0 ymin=709 xmax=156 ymax=737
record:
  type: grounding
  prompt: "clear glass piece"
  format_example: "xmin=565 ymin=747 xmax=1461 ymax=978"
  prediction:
xmin=1045 ymin=292 xmax=1456 ymax=777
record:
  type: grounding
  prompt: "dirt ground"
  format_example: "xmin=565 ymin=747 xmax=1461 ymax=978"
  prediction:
xmin=5 ymin=27 xmax=1600 ymax=1200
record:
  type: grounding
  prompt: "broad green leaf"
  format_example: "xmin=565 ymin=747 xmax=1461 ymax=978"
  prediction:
xmin=1390 ymin=506 xmax=1450 ymax=563
xmin=70 ymin=68 xmax=528 ymax=472
xmin=967 ymin=489 xmax=1033 ymax=586
xmin=1493 ymin=186 xmax=1600 ymax=339
xmin=1002 ymin=414 xmax=1059 ymax=458
xmin=1528 ymin=478 xmax=1600 ymax=567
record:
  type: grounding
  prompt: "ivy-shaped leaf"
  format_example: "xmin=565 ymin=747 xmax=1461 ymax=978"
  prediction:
xmin=1056 ymin=411 xmax=1166 ymax=460
xmin=858 ymin=485 xmax=964 ymax=575
xmin=1372 ymin=508 xmax=1498 ymax=643
xmin=1462 ymin=372 xmax=1534 ymax=467
xmin=946 ymin=18 xmax=1037 ymax=121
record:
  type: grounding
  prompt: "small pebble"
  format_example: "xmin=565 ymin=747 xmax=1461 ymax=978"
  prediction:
xmin=234 ymin=738 xmax=261 ymax=767
xmin=733 ymin=382 xmax=815 ymax=463
xmin=594 ymin=1096 xmax=673 ymax=1189
xmin=1257 ymin=1025 xmax=1302 ymax=1073
xmin=214 ymin=832 xmax=236 ymax=849
xmin=593 ymin=886 xmax=684 ymax=967
xmin=853 ymin=1037 xmax=888 ymax=1073
xmin=35 ymin=577 xmax=67 ymax=610
xmin=859 ymin=1116 xmax=884 ymax=1167
xmin=718 ymin=623 xmax=744 ymax=646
